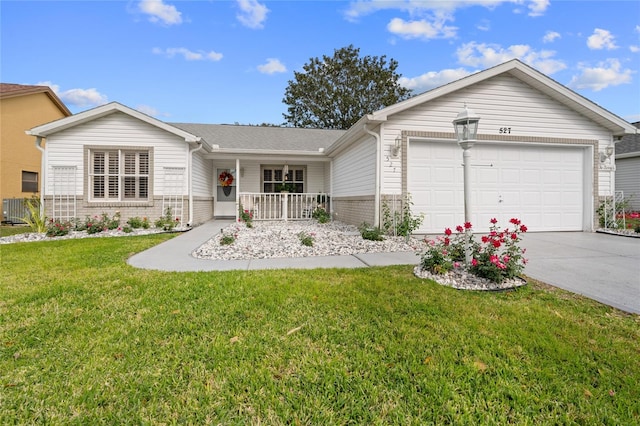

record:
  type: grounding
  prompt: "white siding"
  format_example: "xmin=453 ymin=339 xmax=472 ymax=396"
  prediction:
xmin=616 ymin=156 xmax=640 ymax=210
xmin=44 ymin=112 xmax=188 ymax=196
xmin=191 ymin=150 xmax=212 ymax=197
xmin=332 ymin=135 xmax=376 ymax=197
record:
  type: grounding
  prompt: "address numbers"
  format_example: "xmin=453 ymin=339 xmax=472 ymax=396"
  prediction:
xmin=499 ymin=127 xmax=512 ymax=134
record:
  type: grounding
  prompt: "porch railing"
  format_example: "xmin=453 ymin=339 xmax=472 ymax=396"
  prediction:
xmin=238 ymin=193 xmax=330 ymax=221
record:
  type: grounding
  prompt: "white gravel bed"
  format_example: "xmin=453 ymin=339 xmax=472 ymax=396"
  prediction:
xmin=0 ymin=227 xmax=171 ymax=244
xmin=192 ymin=220 xmax=426 ymax=260
xmin=413 ymin=265 xmax=527 ymax=291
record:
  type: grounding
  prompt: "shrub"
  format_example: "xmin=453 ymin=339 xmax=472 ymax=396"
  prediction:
xmin=469 ymin=218 xmax=528 ymax=283
xmin=312 ymin=207 xmax=331 ymax=224
xmin=358 ymin=223 xmax=385 ymax=241
xmin=155 ymin=208 xmax=180 ymax=231
xmin=420 ymin=218 xmax=528 ymax=283
xmin=238 ymin=205 xmax=253 ymax=228
xmin=382 ymin=194 xmax=423 ymax=237
xmin=46 ymin=219 xmax=72 ymax=237
xmin=127 ymin=217 xmax=144 ymax=229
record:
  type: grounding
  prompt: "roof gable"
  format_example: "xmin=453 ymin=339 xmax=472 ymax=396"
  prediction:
xmin=0 ymin=83 xmax=71 ymax=116
xmin=373 ymin=59 xmax=635 ymax=136
xmin=27 ymin=101 xmax=201 ymax=144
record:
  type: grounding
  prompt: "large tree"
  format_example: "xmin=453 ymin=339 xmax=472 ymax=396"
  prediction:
xmin=282 ymin=45 xmax=412 ymax=130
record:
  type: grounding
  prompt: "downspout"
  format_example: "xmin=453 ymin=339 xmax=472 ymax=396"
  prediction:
xmin=364 ymin=124 xmax=381 ymax=227
xmin=34 ymin=136 xmax=46 ymax=221
xmin=187 ymin=140 xmax=203 ymax=227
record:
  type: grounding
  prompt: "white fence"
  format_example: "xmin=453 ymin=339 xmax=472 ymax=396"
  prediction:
xmin=238 ymin=193 xmax=330 ymax=221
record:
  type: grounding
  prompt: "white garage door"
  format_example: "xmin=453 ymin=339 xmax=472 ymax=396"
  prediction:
xmin=408 ymin=141 xmax=586 ymax=233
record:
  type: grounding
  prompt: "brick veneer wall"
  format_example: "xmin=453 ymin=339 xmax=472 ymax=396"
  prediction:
xmin=43 ymin=196 xmax=214 ymax=227
xmin=332 ymin=195 xmax=375 ymax=226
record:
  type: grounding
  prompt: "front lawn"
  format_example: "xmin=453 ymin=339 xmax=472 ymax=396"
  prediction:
xmin=1 ymin=236 xmax=638 ymax=424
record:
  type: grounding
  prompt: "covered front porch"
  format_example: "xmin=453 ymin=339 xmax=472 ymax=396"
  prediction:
xmin=210 ymin=154 xmax=333 ymax=222
xmin=238 ymin=192 xmax=330 ymax=221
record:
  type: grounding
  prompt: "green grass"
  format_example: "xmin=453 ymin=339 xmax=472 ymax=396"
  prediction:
xmin=1 ymin=236 xmax=639 ymax=424
xmin=0 ymin=225 xmax=30 ymax=237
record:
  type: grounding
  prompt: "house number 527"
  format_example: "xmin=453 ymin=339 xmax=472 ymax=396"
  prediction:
xmin=499 ymin=127 xmax=511 ymax=134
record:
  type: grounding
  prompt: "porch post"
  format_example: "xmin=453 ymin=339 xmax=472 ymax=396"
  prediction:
xmin=235 ymin=158 xmax=240 ymax=222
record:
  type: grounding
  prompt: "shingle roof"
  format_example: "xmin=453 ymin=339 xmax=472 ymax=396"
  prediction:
xmin=616 ymin=121 xmax=640 ymax=156
xmin=0 ymin=83 xmax=71 ymax=116
xmin=170 ymin=123 xmax=346 ymax=152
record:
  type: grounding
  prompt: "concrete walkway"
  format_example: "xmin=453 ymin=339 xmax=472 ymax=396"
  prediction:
xmin=128 ymin=221 xmax=640 ymax=314
xmin=127 ymin=220 xmax=421 ymax=272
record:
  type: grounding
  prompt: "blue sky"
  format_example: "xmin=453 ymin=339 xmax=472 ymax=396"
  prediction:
xmin=2 ymin=0 xmax=639 ymax=125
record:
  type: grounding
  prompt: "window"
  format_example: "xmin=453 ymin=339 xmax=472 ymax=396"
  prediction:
xmin=262 ymin=166 xmax=304 ymax=193
xmin=22 ymin=171 xmax=38 ymax=193
xmin=90 ymin=150 xmax=149 ymax=201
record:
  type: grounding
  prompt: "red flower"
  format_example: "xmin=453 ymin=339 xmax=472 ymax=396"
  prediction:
xmin=444 ymin=237 xmax=450 ymax=246
xmin=520 ymin=225 xmax=527 ymax=232
xmin=511 ymin=233 xmax=518 ymax=240
xmin=464 ymin=221 xmax=472 ymax=229
xmin=444 ymin=228 xmax=452 ymax=236
xmin=492 ymin=239 xmax=501 ymax=248
xmin=490 ymin=218 xmax=498 ymax=224
xmin=456 ymin=225 xmax=464 ymax=233
xmin=471 ymin=258 xmax=478 ymax=267
xmin=510 ymin=218 xmax=521 ymax=225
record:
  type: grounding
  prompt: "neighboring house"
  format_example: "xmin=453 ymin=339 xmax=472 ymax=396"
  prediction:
xmin=614 ymin=121 xmax=640 ymax=211
xmin=0 ymin=83 xmax=71 ymax=223
xmin=27 ymin=59 xmax=636 ymax=233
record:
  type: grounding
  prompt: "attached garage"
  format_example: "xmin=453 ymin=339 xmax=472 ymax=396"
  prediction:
xmin=408 ymin=139 xmax=591 ymax=233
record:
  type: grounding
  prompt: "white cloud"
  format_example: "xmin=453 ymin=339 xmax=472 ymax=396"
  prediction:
xmin=136 ymin=105 xmax=171 ymax=118
xmin=153 ymin=47 xmax=223 ymax=61
xmin=569 ymin=59 xmax=633 ymax=92
xmin=236 ymin=0 xmax=269 ymax=29
xmin=399 ymin=68 xmax=472 ymax=93
xmin=38 ymin=81 xmax=108 ymax=108
xmin=630 ymin=45 xmax=640 ymax=53
xmin=456 ymin=41 xmax=566 ymax=74
xmin=59 ymin=88 xmax=109 ymax=107
xmin=587 ymin=28 xmax=618 ymax=50
xmin=527 ymin=0 xmax=549 ymax=17
xmin=138 ymin=0 xmax=182 ymax=25
xmin=257 ymin=58 xmax=286 ymax=75
xmin=387 ymin=17 xmax=457 ymax=40
xmin=543 ymin=31 xmax=560 ymax=43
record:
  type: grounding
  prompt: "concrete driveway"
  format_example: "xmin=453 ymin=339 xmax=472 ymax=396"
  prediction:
xmin=520 ymin=232 xmax=640 ymax=314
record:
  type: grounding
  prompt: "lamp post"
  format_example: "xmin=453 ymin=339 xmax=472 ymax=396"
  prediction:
xmin=452 ymin=104 xmax=480 ymax=265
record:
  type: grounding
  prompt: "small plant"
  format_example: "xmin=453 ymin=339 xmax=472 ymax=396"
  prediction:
xmin=122 ymin=225 xmax=133 ymax=233
xmin=155 ymin=207 xmax=180 ymax=231
xmin=298 ymin=231 xmax=315 ymax=247
xmin=238 ymin=205 xmax=253 ymax=228
xmin=219 ymin=229 xmax=236 ymax=245
xmin=46 ymin=219 xmax=72 ymax=237
xmin=127 ymin=216 xmax=144 ymax=229
xmin=312 ymin=207 xmax=331 ymax=224
xmin=86 ymin=216 xmax=105 ymax=234
xmin=358 ymin=223 xmax=385 ymax=241
xmin=421 ymin=237 xmax=455 ymax=275
xmin=21 ymin=196 xmax=47 ymax=233
xmin=382 ymin=194 xmax=424 ymax=238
